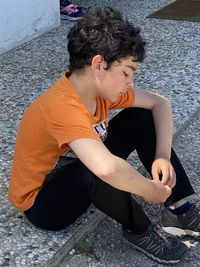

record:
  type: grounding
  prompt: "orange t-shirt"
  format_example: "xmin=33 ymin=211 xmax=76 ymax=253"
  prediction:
xmin=8 ymin=74 xmax=135 ymax=211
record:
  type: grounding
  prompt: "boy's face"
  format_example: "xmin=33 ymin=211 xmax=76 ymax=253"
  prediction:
xmin=97 ymin=56 xmax=137 ymax=102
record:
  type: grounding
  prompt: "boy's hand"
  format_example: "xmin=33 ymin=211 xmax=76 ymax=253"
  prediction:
xmin=151 ymin=158 xmax=176 ymax=189
xmin=144 ymin=180 xmax=172 ymax=204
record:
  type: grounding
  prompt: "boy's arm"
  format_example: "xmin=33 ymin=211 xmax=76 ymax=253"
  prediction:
xmin=133 ymin=88 xmax=176 ymax=188
xmin=69 ymin=138 xmax=172 ymax=204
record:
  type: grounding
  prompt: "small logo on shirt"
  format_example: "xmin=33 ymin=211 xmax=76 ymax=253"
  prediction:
xmin=93 ymin=119 xmax=108 ymax=141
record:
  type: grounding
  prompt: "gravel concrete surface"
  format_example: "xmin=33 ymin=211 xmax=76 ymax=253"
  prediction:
xmin=0 ymin=0 xmax=200 ymax=266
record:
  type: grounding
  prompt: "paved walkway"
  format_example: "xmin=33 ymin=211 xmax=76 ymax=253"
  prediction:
xmin=0 ymin=0 xmax=199 ymax=266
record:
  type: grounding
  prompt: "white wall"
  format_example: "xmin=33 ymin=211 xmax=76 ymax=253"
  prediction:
xmin=0 ymin=0 xmax=60 ymax=54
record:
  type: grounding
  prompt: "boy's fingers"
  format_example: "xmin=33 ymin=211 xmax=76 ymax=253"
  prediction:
xmin=161 ymin=173 xmax=168 ymax=185
xmin=159 ymin=167 xmax=169 ymax=185
xmin=163 ymin=168 xmax=176 ymax=188
xmin=170 ymin=169 xmax=176 ymax=188
xmin=164 ymin=185 xmax=172 ymax=196
xmin=152 ymin=172 xmax=160 ymax=182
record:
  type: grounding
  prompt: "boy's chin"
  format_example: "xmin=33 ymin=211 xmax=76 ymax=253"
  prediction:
xmin=103 ymin=94 xmax=119 ymax=102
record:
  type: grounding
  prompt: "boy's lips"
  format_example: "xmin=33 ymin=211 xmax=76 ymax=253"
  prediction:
xmin=120 ymin=89 xmax=127 ymax=95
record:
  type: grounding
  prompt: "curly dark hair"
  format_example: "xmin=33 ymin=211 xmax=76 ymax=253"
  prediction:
xmin=67 ymin=7 xmax=146 ymax=72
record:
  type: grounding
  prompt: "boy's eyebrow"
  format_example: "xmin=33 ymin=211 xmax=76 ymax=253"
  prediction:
xmin=125 ymin=65 xmax=137 ymax=71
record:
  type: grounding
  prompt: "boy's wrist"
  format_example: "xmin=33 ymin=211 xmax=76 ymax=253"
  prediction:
xmin=155 ymin=151 xmax=171 ymax=161
xmin=140 ymin=178 xmax=155 ymax=199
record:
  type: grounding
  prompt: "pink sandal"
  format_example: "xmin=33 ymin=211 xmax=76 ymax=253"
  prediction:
xmin=60 ymin=2 xmax=83 ymax=21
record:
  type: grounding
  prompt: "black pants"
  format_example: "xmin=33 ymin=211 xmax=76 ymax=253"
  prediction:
xmin=25 ymin=108 xmax=194 ymax=233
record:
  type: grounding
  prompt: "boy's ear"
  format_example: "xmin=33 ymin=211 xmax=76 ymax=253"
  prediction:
xmin=91 ymin=55 xmax=106 ymax=74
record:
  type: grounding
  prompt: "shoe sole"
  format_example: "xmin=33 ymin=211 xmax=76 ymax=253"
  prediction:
xmin=123 ymin=237 xmax=188 ymax=265
xmin=60 ymin=14 xmax=82 ymax=21
xmin=162 ymin=226 xmax=200 ymax=239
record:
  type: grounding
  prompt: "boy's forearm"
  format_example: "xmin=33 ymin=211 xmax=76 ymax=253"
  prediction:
xmin=152 ymin=96 xmax=173 ymax=160
xmin=133 ymin=89 xmax=173 ymax=161
xmin=100 ymin=155 xmax=153 ymax=198
xmin=100 ymin=155 xmax=172 ymax=204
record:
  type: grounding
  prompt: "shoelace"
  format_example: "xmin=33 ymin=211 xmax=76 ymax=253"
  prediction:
xmin=154 ymin=225 xmax=168 ymax=240
xmin=149 ymin=221 xmax=169 ymax=243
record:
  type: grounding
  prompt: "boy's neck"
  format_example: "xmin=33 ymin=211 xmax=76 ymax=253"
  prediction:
xmin=68 ymin=70 xmax=98 ymax=115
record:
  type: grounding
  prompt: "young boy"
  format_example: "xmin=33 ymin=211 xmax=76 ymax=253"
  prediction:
xmin=8 ymin=7 xmax=199 ymax=264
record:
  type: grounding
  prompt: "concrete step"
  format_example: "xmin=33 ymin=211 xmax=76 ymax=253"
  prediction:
xmin=52 ymin=106 xmax=200 ymax=267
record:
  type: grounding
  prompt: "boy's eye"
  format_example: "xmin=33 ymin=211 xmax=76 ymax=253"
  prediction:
xmin=123 ymin=71 xmax=128 ymax=77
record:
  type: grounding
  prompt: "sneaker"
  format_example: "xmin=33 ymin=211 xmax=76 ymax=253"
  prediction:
xmin=60 ymin=1 xmax=83 ymax=21
xmin=161 ymin=203 xmax=200 ymax=239
xmin=122 ymin=224 xmax=188 ymax=264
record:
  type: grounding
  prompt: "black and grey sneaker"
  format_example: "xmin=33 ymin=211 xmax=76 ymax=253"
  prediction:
xmin=122 ymin=224 xmax=188 ymax=264
xmin=161 ymin=203 xmax=200 ymax=239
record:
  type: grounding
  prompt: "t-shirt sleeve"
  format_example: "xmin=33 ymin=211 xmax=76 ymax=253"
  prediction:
xmin=106 ymin=87 xmax=135 ymax=110
xmin=46 ymin=103 xmax=101 ymax=150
